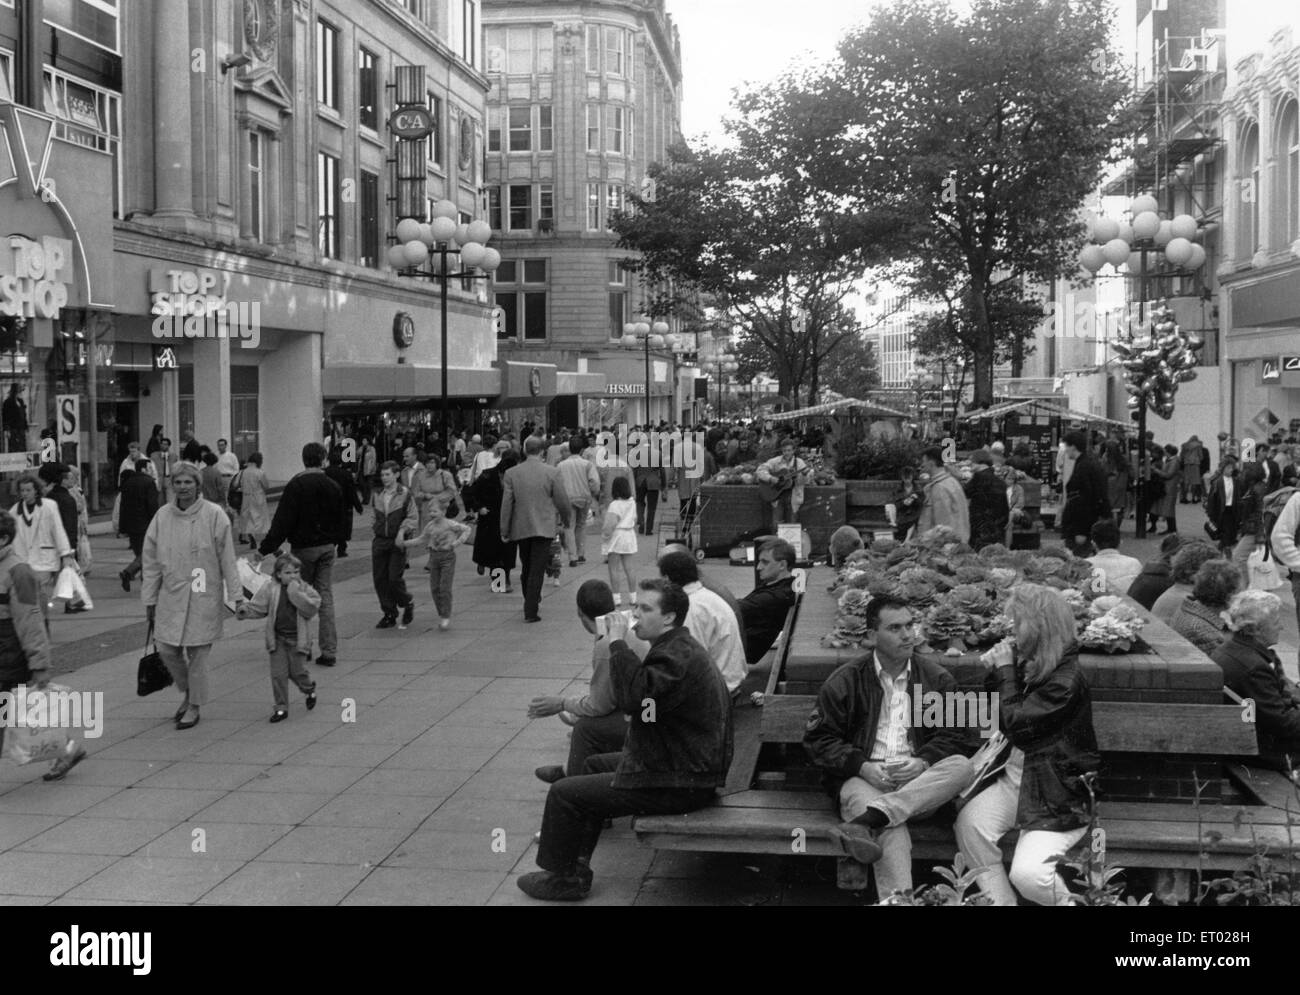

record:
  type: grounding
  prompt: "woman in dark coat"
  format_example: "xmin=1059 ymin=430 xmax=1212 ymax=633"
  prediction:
xmin=118 ymin=462 xmax=160 ymax=591
xmin=467 ymin=449 xmax=519 ymax=592
xmin=1150 ymin=444 xmax=1181 ymax=534
xmin=954 ymin=583 xmax=1100 ymax=906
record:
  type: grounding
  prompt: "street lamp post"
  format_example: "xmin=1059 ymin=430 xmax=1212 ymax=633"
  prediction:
xmin=621 ymin=318 xmax=670 ymax=425
xmin=388 ymin=200 xmax=502 ymax=446
xmin=1077 ymin=195 xmax=1206 ymax=540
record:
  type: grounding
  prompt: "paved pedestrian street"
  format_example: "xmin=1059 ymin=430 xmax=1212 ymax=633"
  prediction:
xmin=0 ymin=511 xmax=843 ymax=906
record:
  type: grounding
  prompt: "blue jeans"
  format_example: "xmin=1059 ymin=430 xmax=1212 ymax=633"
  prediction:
xmin=294 ymin=544 xmax=336 ymax=657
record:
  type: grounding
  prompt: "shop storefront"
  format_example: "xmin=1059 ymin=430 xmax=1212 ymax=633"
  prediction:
xmin=0 ymin=102 xmax=116 ymax=507
xmin=583 ymin=352 xmax=674 ymax=427
xmin=1223 ymin=266 xmax=1300 ymax=447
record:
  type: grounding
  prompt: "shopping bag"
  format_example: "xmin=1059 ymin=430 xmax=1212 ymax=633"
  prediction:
xmin=1248 ymin=547 xmax=1284 ymax=591
xmin=226 ymin=558 xmax=269 ymax=613
xmin=1 ymin=684 xmax=73 ymax=764
xmin=137 ymin=622 xmax=173 ymax=697
xmin=77 ymin=532 xmax=93 ymax=575
xmin=53 ymin=566 xmax=93 ymax=610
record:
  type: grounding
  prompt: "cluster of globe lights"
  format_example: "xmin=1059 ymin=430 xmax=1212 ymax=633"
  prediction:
xmin=387 ymin=199 xmax=502 ymax=274
xmin=699 ymin=347 xmax=738 ymax=376
xmin=1076 ymin=193 xmax=1206 ymax=276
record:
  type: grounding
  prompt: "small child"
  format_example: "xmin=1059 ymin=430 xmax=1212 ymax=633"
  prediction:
xmin=401 ymin=500 xmax=471 ymax=630
xmin=237 ymin=553 xmax=320 ymax=722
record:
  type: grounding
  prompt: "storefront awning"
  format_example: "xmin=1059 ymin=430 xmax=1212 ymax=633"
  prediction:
xmin=957 ymin=397 xmax=1131 ymax=429
xmin=322 ymin=364 xmax=499 ymax=401
xmin=768 ymin=398 xmax=912 ymax=422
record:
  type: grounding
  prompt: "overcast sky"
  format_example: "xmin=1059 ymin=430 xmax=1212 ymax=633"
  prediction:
xmin=670 ymin=0 xmax=876 ymax=144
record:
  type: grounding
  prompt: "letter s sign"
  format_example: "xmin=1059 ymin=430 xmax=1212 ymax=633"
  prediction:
xmin=56 ymin=394 xmax=79 ymax=448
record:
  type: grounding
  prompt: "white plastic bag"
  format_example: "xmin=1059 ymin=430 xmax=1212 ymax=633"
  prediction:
xmin=227 ymin=558 xmax=270 ymax=613
xmin=1 ymin=684 xmax=73 ymax=765
xmin=53 ymin=566 xmax=93 ymax=610
xmin=1248 ymin=548 xmax=1284 ymax=591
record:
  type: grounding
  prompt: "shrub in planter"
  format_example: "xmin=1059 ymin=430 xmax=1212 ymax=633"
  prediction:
xmin=836 ymin=437 xmax=925 ymax=481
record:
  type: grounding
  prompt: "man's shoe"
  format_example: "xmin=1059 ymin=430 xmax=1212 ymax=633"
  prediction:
xmin=577 ymin=557 xmax=586 ymax=564
xmin=376 ymin=615 xmax=397 ymax=629
xmin=270 ymin=709 xmax=289 ymax=723
xmin=43 ymin=744 xmax=87 ymax=781
xmin=534 ymin=764 xmax=566 ymax=784
xmin=305 ymin=689 xmax=317 ymax=710
xmin=828 ymin=821 xmax=883 ymax=865
xmin=516 ymin=870 xmax=590 ymax=902
xmin=438 ymin=619 xmax=450 ymax=631
xmin=64 ymin=602 xmax=88 ymax=614
xmin=524 ymin=615 xmax=541 ymax=623
xmin=316 ymin=655 xmax=336 ymax=667
xmin=402 ymin=603 xmax=414 ymax=626
xmin=569 ymin=559 xmax=579 ymax=568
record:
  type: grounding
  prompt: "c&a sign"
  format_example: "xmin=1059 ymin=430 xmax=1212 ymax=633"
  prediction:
xmin=0 ymin=236 xmax=74 ymax=319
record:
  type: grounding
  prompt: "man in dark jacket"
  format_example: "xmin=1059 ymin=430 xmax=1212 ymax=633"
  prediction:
xmin=117 ymin=460 xmax=160 ymax=591
xmin=964 ymin=450 xmax=1009 ymax=551
xmin=258 ymin=443 xmax=344 ymax=666
xmin=804 ymin=595 xmax=975 ymax=897
xmin=1059 ymin=430 xmax=1110 ymax=554
xmin=37 ymin=463 xmax=86 ymax=613
xmin=739 ymin=538 xmax=797 ymax=663
xmin=519 ymin=578 xmax=732 ymax=901
xmin=325 ymin=446 xmax=364 ymax=558
xmin=1126 ymin=533 xmax=1183 ymax=610
xmin=1213 ymin=590 xmax=1300 ymax=771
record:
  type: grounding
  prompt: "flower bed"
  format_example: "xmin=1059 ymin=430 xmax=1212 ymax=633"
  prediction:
xmin=821 ymin=528 xmax=1145 ymax=654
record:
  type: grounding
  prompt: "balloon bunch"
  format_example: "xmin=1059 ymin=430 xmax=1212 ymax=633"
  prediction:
xmin=1112 ymin=301 xmax=1204 ymax=420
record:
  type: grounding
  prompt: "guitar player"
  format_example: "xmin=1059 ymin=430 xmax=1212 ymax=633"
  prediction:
xmin=756 ymin=438 xmax=813 ymax=531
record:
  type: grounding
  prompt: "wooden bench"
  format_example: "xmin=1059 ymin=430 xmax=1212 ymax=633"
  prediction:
xmin=634 ymin=579 xmax=1292 ymax=895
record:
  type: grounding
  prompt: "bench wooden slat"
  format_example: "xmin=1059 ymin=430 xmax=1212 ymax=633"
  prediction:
xmin=1225 ymin=763 xmax=1299 ymax=810
xmin=719 ymin=705 xmax=764 ymax=797
xmin=753 ymin=696 xmax=1255 ymax=756
xmin=715 ymin=790 xmax=834 ymax=811
xmin=1093 ymin=702 xmax=1257 ymax=756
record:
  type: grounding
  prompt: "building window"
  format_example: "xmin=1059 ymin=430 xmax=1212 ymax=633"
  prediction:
xmin=403 ymin=0 xmax=428 ymax=22
xmin=43 ymin=0 xmax=121 ymax=55
xmin=493 ymin=259 xmax=549 ymax=341
xmin=607 ymin=106 xmax=624 ymax=154
xmin=604 ymin=26 xmax=623 ymax=76
xmin=587 ymin=104 xmax=600 ymax=152
xmin=537 ymin=27 xmax=554 ymax=74
xmin=1280 ymin=100 xmax=1300 ymax=248
xmin=360 ymin=170 xmax=380 ymax=268
xmin=507 ymin=25 xmax=532 ymax=74
xmin=358 ymin=47 xmax=378 ymax=130
xmin=248 ymin=132 xmax=264 ymax=241
xmin=0 ymin=50 xmax=12 ymax=103
xmin=539 ymin=184 xmax=554 ymax=229
xmin=587 ymin=183 xmax=601 ymax=231
xmin=487 ymin=106 xmax=502 ymax=152
xmin=1239 ymin=122 xmax=1259 ymax=260
xmin=627 ymin=109 xmax=634 ymax=157
xmin=452 ymin=0 xmax=479 ymax=68
xmin=509 ymin=184 xmax=532 ymax=230
xmin=626 ymin=29 xmax=633 ymax=79
xmin=317 ymin=151 xmax=340 ymax=259
xmin=508 ymin=105 xmax=531 ymax=152
xmin=586 ymin=24 xmax=600 ymax=73
xmin=316 ymin=19 xmax=339 ymax=111
xmin=539 ymin=106 xmax=553 ymax=152
xmin=605 ymin=184 xmax=624 ymax=230
xmin=428 ymin=92 xmax=443 ymax=167
xmin=41 ymin=67 xmax=122 ymax=217
xmin=608 ymin=261 xmax=628 ymax=338
xmin=488 ymin=187 xmax=502 ymax=230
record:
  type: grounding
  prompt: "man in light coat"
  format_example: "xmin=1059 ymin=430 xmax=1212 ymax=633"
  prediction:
xmin=142 ymin=462 xmax=243 ymax=729
xmin=557 ymin=437 xmax=600 ymax=566
xmin=916 ymin=447 xmax=970 ymax=543
xmin=501 ymin=436 xmax=572 ymax=623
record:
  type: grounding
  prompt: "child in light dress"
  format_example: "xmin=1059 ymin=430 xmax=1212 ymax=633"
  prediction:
xmin=601 ymin=476 xmax=638 ymax=606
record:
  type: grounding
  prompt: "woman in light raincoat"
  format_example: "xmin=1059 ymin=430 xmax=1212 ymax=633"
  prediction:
xmin=141 ymin=462 xmax=243 ymax=730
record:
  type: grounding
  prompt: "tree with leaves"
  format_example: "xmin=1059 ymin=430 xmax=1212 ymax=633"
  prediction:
xmin=612 ymin=136 xmax=898 ymax=406
xmin=761 ymin=0 xmax=1134 ymax=408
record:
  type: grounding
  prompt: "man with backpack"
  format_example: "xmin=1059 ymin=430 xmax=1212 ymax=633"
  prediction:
xmin=1267 ymin=485 xmax=1300 ymax=647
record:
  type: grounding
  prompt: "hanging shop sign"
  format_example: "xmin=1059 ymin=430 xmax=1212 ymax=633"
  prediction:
xmin=0 ymin=236 xmax=73 ymax=319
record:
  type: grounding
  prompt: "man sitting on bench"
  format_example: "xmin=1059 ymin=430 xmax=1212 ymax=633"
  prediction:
xmin=804 ymin=595 xmax=975 ymax=898
xmin=738 ymin=538 xmax=798 ymax=664
xmin=1213 ymin=589 xmax=1300 ymax=773
xmin=518 ymin=579 xmax=732 ymax=901
xmin=658 ymin=551 xmax=747 ymax=697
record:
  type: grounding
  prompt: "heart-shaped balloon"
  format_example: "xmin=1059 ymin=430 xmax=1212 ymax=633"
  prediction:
xmin=1186 ymin=334 xmax=1205 ymax=350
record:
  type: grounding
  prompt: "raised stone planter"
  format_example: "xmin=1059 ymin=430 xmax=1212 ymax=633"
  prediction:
xmin=698 ymin=482 xmax=845 ymax=558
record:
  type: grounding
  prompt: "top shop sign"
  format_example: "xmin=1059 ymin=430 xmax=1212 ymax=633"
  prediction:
xmin=0 ymin=236 xmax=74 ymax=319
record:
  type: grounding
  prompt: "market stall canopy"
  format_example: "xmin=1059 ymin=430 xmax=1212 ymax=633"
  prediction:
xmin=957 ymin=398 xmax=1131 ymax=429
xmin=767 ymin=398 xmax=912 ymax=422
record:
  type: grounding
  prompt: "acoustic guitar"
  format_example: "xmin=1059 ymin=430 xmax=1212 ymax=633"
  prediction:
xmin=757 ymin=464 xmax=800 ymax=504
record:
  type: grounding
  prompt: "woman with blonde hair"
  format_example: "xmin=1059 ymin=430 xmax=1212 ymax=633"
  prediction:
xmin=954 ymin=583 xmax=1100 ymax=906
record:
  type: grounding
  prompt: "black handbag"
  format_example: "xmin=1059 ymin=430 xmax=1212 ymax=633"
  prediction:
xmin=136 ymin=622 xmax=173 ymax=697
